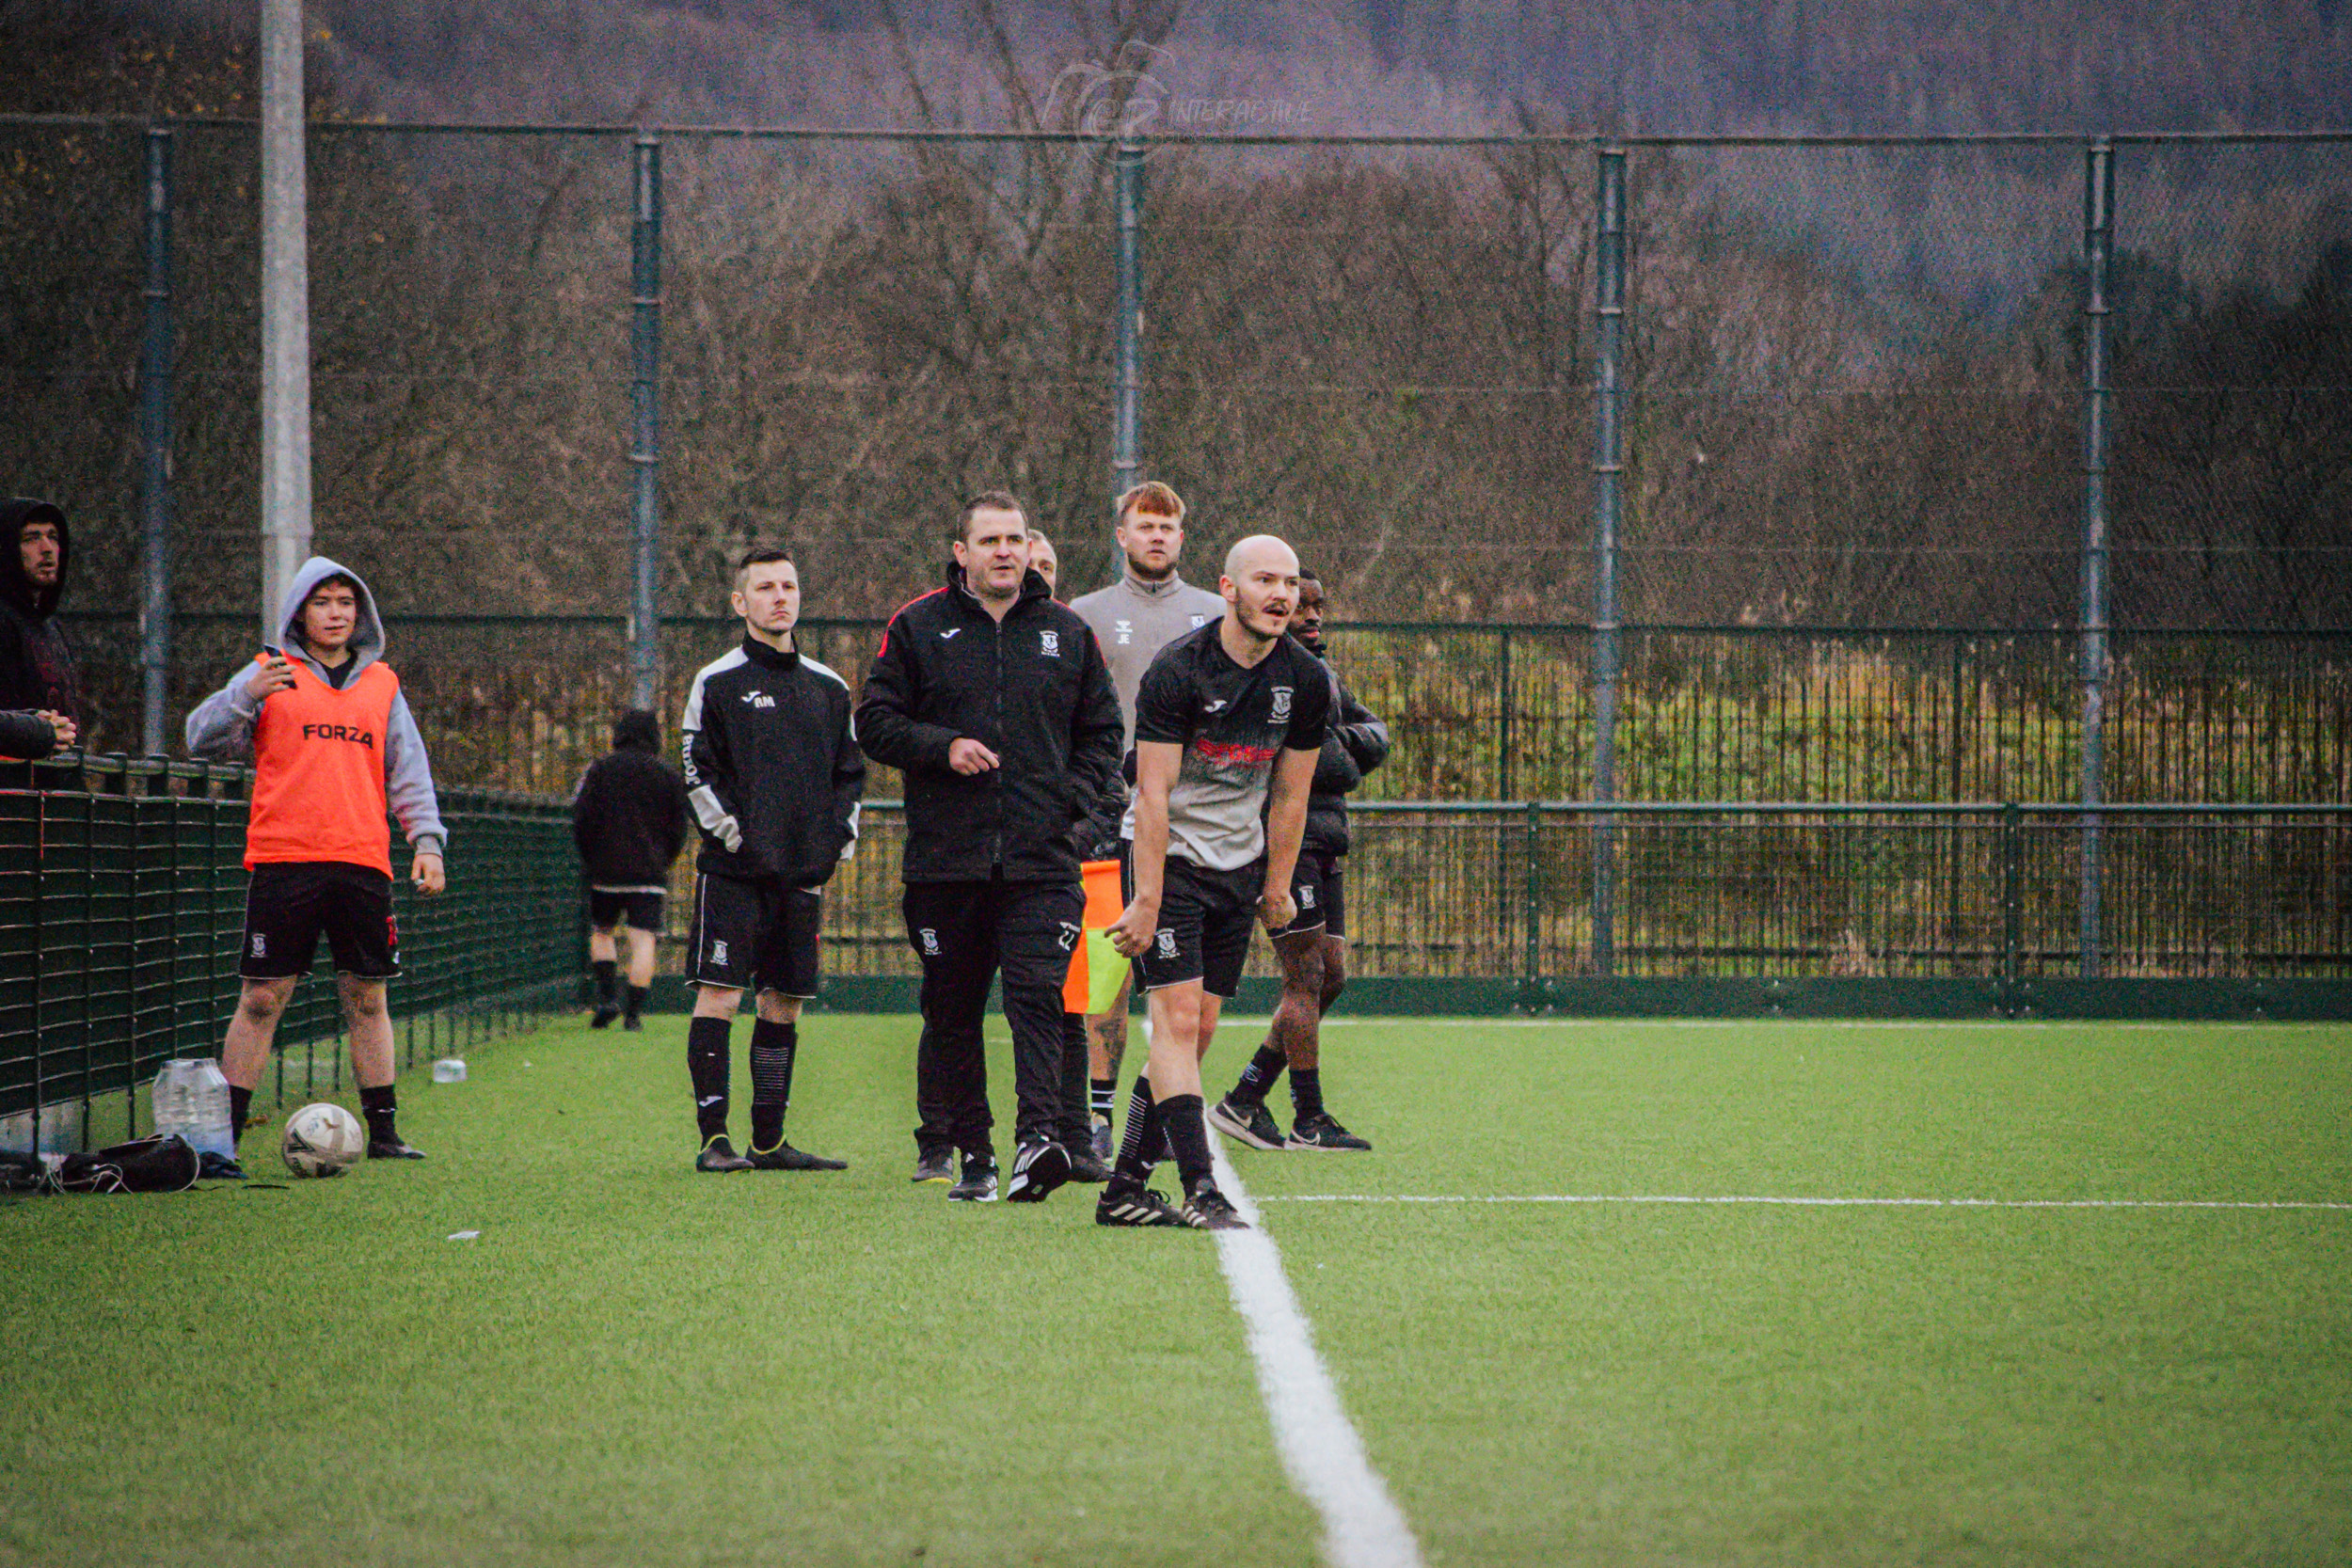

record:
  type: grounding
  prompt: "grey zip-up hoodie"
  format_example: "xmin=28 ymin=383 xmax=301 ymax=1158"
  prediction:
xmin=184 ymin=556 xmax=447 ymax=858
xmin=1068 ymin=569 xmax=1228 ymax=750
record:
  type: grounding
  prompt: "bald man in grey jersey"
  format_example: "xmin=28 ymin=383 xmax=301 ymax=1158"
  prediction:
xmin=1067 ymin=481 xmax=1225 ymax=1156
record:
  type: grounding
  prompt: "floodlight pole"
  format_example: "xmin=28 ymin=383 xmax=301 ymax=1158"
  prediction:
xmin=1591 ymin=142 xmax=1628 ymax=979
xmin=138 ymin=126 xmax=174 ymax=757
xmin=1111 ymin=137 xmax=1144 ymax=534
xmin=259 ymin=0 xmax=312 ymax=634
xmin=2080 ymin=139 xmax=2114 ymax=979
xmin=629 ymin=132 xmax=663 ymax=711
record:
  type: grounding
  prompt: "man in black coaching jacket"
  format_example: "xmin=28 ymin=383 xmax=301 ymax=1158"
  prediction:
xmin=857 ymin=492 xmax=1124 ymax=1205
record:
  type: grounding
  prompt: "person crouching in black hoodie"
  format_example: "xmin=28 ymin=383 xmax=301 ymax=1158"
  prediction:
xmin=0 ymin=499 xmax=82 ymax=749
xmin=571 ymin=708 xmax=689 ymax=1030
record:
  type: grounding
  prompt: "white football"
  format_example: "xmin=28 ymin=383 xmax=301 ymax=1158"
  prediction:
xmin=281 ymin=1102 xmax=365 ymax=1179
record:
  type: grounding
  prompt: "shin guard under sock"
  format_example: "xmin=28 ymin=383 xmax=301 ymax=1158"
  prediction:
xmin=1157 ymin=1093 xmax=1215 ymax=1196
xmin=1290 ymin=1067 xmax=1326 ymax=1121
xmin=687 ymin=1015 xmax=732 ymax=1140
xmin=624 ymin=984 xmax=650 ymax=1022
xmin=592 ymin=959 xmax=618 ymax=1005
xmin=1114 ymin=1076 xmax=1158 ymax=1182
xmin=1232 ymin=1042 xmax=1287 ymax=1104
xmin=748 ymin=1019 xmax=797 ymax=1151
xmin=358 ymin=1084 xmax=399 ymax=1146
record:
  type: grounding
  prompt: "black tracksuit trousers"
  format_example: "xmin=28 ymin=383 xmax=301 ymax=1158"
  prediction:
xmin=904 ymin=876 xmax=1084 ymax=1160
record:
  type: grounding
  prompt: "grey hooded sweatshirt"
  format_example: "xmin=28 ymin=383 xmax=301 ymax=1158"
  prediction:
xmin=1068 ymin=569 xmax=1228 ymax=750
xmin=184 ymin=556 xmax=447 ymax=859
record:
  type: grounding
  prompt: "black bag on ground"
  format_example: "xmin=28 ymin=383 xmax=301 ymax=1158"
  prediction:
xmin=56 ymin=1134 xmax=201 ymax=1194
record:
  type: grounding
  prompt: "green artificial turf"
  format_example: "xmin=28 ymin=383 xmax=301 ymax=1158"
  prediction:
xmin=4 ymin=1014 xmax=2348 ymax=1567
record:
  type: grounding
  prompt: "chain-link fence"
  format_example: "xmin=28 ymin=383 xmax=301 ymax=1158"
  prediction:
xmin=3 ymin=122 xmax=2344 ymax=792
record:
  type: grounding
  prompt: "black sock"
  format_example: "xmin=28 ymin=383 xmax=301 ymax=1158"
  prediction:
xmin=1114 ymin=1076 xmax=1157 ymax=1182
xmin=227 ymin=1085 xmax=253 ymax=1146
xmin=1157 ymin=1093 xmax=1216 ymax=1196
xmin=1089 ymin=1077 xmax=1116 ymax=1121
xmin=592 ymin=959 xmax=618 ymax=1005
xmin=1232 ymin=1042 xmax=1287 ymax=1104
xmin=688 ymin=1015 xmax=731 ymax=1141
xmin=748 ymin=1018 xmax=797 ymax=1152
xmin=625 ymin=984 xmax=650 ymax=1022
xmin=358 ymin=1084 xmax=398 ymax=1146
xmin=1291 ymin=1067 xmax=1325 ymax=1121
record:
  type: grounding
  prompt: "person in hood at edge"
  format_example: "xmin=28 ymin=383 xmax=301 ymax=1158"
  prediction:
xmin=0 ymin=498 xmax=82 ymax=758
xmin=186 ymin=557 xmax=448 ymax=1177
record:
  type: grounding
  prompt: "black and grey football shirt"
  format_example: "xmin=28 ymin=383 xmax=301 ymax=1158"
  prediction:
xmin=1129 ymin=620 xmax=1333 ymax=871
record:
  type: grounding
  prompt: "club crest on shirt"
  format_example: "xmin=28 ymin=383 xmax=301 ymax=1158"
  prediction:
xmin=1040 ymin=629 xmax=1060 ymax=657
xmin=1271 ymin=685 xmax=1293 ymax=721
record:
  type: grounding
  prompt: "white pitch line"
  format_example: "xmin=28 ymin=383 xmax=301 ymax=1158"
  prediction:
xmin=1321 ymin=1017 xmax=2349 ymax=1034
xmin=1207 ymin=1142 xmax=1425 ymax=1568
xmin=1257 ymin=1193 xmax=2352 ymax=1211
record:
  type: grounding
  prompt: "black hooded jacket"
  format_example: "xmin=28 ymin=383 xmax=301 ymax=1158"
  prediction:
xmin=1299 ymin=639 xmax=1390 ymax=858
xmin=856 ymin=562 xmax=1124 ymax=884
xmin=571 ymin=710 xmax=691 ymax=887
xmin=0 ymin=499 xmax=78 ymax=722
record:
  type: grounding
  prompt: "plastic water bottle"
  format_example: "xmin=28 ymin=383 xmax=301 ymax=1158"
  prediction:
xmin=152 ymin=1059 xmax=234 ymax=1160
xmin=151 ymin=1059 xmax=193 ymax=1146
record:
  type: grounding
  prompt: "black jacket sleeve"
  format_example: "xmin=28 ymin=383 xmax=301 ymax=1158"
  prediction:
xmin=0 ymin=709 xmax=58 ymax=760
xmin=1311 ymin=734 xmax=1363 ymax=796
xmin=660 ymin=765 xmax=690 ymax=868
xmin=682 ymin=684 xmax=743 ymax=844
xmin=1333 ymin=681 xmax=1390 ymax=778
xmin=1067 ymin=632 xmax=1125 ymax=823
xmin=833 ymin=692 xmax=867 ymax=851
xmin=853 ymin=616 xmax=960 ymax=773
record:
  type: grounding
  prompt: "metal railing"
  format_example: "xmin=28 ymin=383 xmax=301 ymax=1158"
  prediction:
xmin=56 ymin=613 xmax=2352 ymax=808
xmin=0 ymin=754 xmax=578 ymax=1152
xmin=799 ymin=800 xmax=2351 ymax=1016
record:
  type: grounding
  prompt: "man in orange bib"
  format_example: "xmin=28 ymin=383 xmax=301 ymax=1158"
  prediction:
xmin=186 ymin=557 xmax=447 ymax=1178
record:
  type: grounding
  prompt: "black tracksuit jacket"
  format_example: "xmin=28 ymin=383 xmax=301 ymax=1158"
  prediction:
xmin=1301 ymin=649 xmax=1391 ymax=859
xmin=856 ymin=565 xmax=1124 ymax=884
xmin=681 ymin=636 xmax=866 ymax=886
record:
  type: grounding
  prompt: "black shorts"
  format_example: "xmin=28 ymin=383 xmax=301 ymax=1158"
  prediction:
xmin=588 ymin=887 xmax=665 ymax=932
xmin=686 ymin=872 xmax=821 ymax=998
xmin=1128 ymin=852 xmax=1262 ymax=1000
xmin=1272 ymin=849 xmax=1344 ymax=940
xmin=241 ymin=862 xmax=399 ymax=980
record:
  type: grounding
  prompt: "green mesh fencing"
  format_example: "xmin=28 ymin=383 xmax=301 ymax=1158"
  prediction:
xmin=0 ymin=755 xmax=576 ymax=1152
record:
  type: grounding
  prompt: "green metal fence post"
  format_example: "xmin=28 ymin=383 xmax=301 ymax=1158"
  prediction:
xmin=628 ymin=132 xmax=663 ymax=712
xmin=1498 ymin=628 xmax=1515 ymax=800
xmin=1523 ymin=799 xmax=1542 ymax=1011
xmin=1592 ymin=142 xmax=1628 ymax=978
xmin=2080 ymin=139 xmax=2115 ymax=980
xmin=2001 ymin=801 xmax=2024 ymax=1002
xmin=138 ymin=125 xmax=175 ymax=760
xmin=1111 ymin=136 xmax=1145 ymax=526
